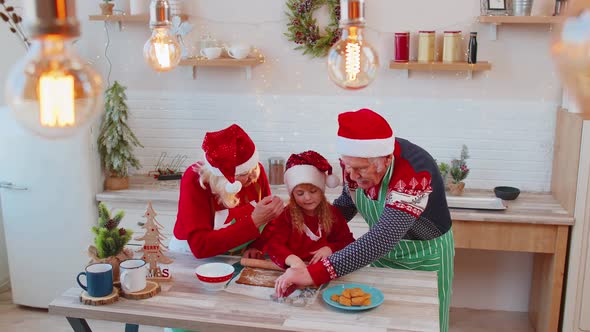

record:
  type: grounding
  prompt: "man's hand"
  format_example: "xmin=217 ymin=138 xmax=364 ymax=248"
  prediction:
xmin=274 ymin=265 xmax=314 ymax=298
xmin=251 ymin=195 xmax=284 ymax=228
xmin=242 ymin=248 xmax=263 ymax=259
xmin=309 ymin=246 xmax=332 ymax=264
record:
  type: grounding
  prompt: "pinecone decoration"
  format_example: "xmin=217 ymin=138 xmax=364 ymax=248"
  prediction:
xmin=118 ymin=228 xmax=127 ymax=236
xmin=104 ymin=218 xmax=117 ymax=230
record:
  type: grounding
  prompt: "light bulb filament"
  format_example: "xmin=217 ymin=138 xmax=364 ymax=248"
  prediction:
xmin=39 ymin=72 xmax=74 ymax=127
xmin=154 ymin=42 xmax=171 ymax=68
xmin=345 ymin=42 xmax=361 ymax=81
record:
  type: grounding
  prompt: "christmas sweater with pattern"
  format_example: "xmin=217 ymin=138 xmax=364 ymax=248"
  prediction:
xmin=307 ymin=138 xmax=452 ymax=285
xmin=173 ymin=163 xmax=272 ymax=259
xmin=263 ymin=205 xmax=355 ymax=269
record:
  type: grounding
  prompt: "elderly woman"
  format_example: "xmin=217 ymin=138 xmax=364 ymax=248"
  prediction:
xmin=172 ymin=124 xmax=284 ymax=259
xmin=275 ymin=109 xmax=454 ymax=332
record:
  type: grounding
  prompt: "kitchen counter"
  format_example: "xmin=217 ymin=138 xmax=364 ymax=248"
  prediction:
xmin=96 ymin=175 xmax=574 ymax=226
xmin=97 ymin=175 xmax=573 ymax=332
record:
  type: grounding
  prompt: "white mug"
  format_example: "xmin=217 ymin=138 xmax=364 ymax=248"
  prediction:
xmin=227 ymin=45 xmax=250 ymax=60
xmin=120 ymin=259 xmax=147 ymax=293
xmin=200 ymin=47 xmax=222 ymax=60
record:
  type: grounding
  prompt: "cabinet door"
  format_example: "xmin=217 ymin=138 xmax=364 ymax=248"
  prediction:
xmin=97 ymin=201 xmax=177 ymax=247
xmin=580 ymin=187 xmax=590 ymax=330
xmin=581 ymin=244 xmax=590 ymax=330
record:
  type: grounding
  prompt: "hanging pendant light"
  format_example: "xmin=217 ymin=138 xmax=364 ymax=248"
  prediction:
xmin=327 ymin=0 xmax=379 ymax=90
xmin=551 ymin=0 xmax=590 ymax=113
xmin=143 ymin=0 xmax=181 ymax=72
xmin=4 ymin=0 xmax=104 ymax=139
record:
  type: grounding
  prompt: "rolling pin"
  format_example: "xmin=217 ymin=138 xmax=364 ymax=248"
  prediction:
xmin=240 ymin=258 xmax=285 ymax=271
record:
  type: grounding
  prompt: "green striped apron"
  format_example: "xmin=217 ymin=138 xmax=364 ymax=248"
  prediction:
xmin=355 ymin=163 xmax=454 ymax=332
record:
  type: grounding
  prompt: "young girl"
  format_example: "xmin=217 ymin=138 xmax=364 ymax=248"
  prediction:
xmin=263 ymin=150 xmax=355 ymax=269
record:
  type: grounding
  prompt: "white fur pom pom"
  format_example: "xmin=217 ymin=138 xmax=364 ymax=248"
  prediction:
xmin=225 ymin=181 xmax=242 ymax=193
xmin=326 ymin=174 xmax=340 ymax=188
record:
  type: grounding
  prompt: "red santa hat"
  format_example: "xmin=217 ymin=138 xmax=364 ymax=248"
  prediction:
xmin=336 ymin=108 xmax=395 ymax=157
xmin=202 ymin=124 xmax=259 ymax=194
xmin=284 ymin=150 xmax=340 ymax=194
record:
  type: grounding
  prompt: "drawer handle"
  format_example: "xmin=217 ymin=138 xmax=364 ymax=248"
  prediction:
xmin=0 ymin=181 xmax=29 ymax=191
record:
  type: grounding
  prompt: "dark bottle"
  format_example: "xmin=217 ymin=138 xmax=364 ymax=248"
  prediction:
xmin=468 ymin=32 xmax=478 ymax=64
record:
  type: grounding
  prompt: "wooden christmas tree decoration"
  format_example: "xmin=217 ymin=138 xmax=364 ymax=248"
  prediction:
xmin=135 ymin=202 xmax=174 ymax=280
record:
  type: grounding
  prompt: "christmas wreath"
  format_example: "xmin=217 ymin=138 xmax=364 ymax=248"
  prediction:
xmin=285 ymin=0 xmax=341 ymax=58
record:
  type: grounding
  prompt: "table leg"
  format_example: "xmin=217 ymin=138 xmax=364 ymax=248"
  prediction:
xmin=529 ymin=225 xmax=569 ymax=332
xmin=125 ymin=324 xmax=139 ymax=332
xmin=66 ymin=317 xmax=92 ymax=332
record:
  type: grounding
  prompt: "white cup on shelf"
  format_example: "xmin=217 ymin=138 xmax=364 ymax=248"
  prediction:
xmin=129 ymin=0 xmax=149 ymax=15
xmin=200 ymin=47 xmax=222 ymax=60
xmin=227 ymin=44 xmax=251 ymax=60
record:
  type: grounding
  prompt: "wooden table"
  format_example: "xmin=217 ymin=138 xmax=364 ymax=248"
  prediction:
xmin=97 ymin=177 xmax=574 ymax=332
xmin=451 ymin=191 xmax=573 ymax=332
xmin=49 ymin=252 xmax=440 ymax=332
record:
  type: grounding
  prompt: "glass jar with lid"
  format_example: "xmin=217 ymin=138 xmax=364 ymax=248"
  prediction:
xmin=418 ymin=31 xmax=435 ymax=63
xmin=442 ymin=31 xmax=462 ymax=63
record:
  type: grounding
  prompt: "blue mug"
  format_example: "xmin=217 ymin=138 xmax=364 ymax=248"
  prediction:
xmin=77 ymin=263 xmax=113 ymax=297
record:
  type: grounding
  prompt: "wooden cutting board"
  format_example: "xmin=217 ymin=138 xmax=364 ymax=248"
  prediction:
xmin=235 ymin=267 xmax=283 ymax=288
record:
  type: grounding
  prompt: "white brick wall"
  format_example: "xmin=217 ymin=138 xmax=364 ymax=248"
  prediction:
xmin=127 ymin=91 xmax=557 ymax=192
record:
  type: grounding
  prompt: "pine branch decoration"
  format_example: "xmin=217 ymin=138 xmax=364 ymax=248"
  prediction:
xmin=97 ymin=81 xmax=143 ymax=177
xmin=92 ymin=202 xmax=133 ymax=259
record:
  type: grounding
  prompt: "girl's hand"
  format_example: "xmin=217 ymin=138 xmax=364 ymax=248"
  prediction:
xmin=242 ymin=248 xmax=263 ymax=259
xmin=285 ymin=254 xmax=306 ymax=268
xmin=309 ymin=246 xmax=332 ymax=264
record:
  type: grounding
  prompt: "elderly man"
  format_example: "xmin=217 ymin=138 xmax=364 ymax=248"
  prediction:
xmin=275 ymin=108 xmax=454 ymax=332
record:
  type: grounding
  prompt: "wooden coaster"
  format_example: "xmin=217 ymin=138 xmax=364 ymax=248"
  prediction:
xmin=79 ymin=288 xmax=119 ymax=306
xmin=120 ymin=281 xmax=161 ymax=300
xmin=147 ymin=275 xmax=172 ymax=281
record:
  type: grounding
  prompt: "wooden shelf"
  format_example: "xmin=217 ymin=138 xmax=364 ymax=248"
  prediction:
xmin=478 ymin=15 xmax=564 ymax=40
xmin=89 ymin=14 xmax=189 ymax=30
xmin=89 ymin=14 xmax=189 ymax=22
xmin=478 ymin=15 xmax=564 ymax=24
xmin=389 ymin=61 xmax=491 ymax=79
xmin=179 ymin=56 xmax=265 ymax=80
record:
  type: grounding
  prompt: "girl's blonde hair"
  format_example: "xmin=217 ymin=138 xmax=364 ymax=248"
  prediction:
xmin=288 ymin=183 xmax=334 ymax=235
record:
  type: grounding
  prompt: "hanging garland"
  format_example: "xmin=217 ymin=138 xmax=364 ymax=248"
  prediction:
xmin=285 ymin=0 xmax=341 ymax=58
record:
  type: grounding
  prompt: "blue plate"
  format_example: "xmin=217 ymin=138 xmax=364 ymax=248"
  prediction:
xmin=322 ymin=283 xmax=384 ymax=311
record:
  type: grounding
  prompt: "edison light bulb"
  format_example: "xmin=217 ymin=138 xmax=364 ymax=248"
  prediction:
xmin=5 ymin=0 xmax=103 ymax=139
xmin=551 ymin=2 xmax=590 ymax=113
xmin=144 ymin=0 xmax=181 ymax=72
xmin=328 ymin=26 xmax=379 ymax=90
xmin=327 ymin=0 xmax=378 ymax=90
xmin=143 ymin=27 xmax=182 ymax=71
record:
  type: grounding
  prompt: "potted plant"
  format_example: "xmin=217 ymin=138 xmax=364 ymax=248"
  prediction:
xmin=87 ymin=202 xmax=134 ymax=282
xmin=100 ymin=0 xmax=115 ymax=15
xmin=447 ymin=145 xmax=470 ymax=196
xmin=438 ymin=161 xmax=450 ymax=191
xmin=97 ymin=81 xmax=143 ymax=190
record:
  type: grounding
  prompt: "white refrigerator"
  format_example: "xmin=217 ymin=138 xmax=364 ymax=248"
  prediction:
xmin=0 ymin=107 xmax=100 ymax=308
